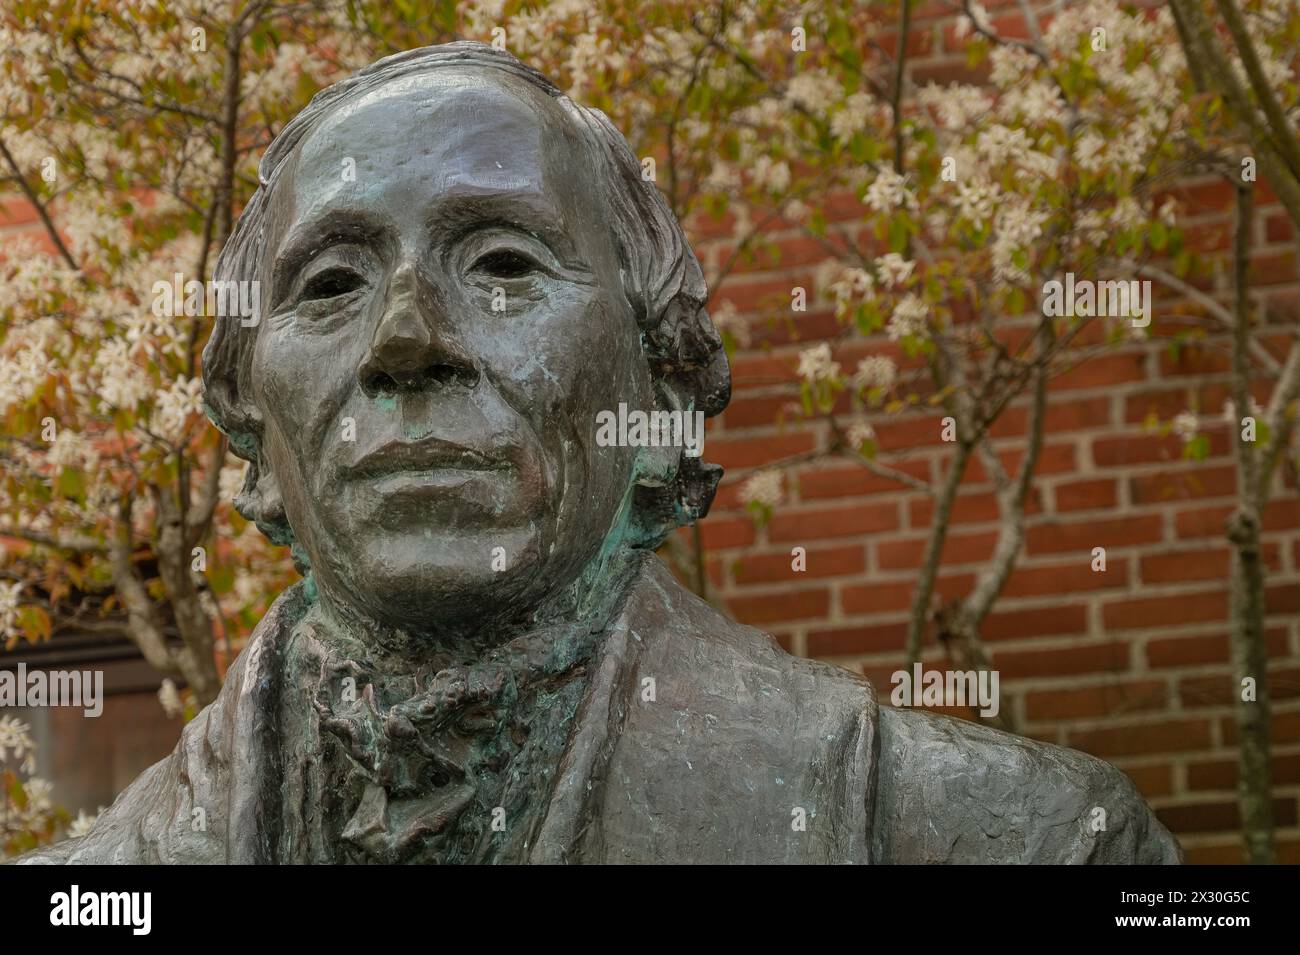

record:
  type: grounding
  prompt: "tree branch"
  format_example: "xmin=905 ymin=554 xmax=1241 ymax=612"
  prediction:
xmin=0 ymin=137 xmax=80 ymax=272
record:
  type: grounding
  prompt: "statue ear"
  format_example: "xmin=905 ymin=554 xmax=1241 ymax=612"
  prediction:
xmin=234 ymin=454 xmax=294 ymax=547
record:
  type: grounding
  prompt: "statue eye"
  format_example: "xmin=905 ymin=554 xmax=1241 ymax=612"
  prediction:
xmin=301 ymin=267 xmax=365 ymax=301
xmin=471 ymin=249 xmax=537 ymax=279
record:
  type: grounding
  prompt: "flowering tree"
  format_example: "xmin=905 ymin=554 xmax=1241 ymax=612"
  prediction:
xmin=720 ymin=0 xmax=1195 ymax=737
xmin=730 ymin=0 xmax=1298 ymax=861
xmin=0 ymin=714 xmax=68 ymax=855
xmin=1155 ymin=0 xmax=1300 ymax=866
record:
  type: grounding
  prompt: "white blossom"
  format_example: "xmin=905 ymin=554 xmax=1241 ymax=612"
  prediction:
xmin=68 ymin=808 xmax=102 ymax=839
xmin=875 ymin=253 xmax=915 ymax=289
xmin=739 ymin=470 xmax=784 ymax=509
xmin=158 ymin=678 xmax=184 ymax=719
xmin=752 ymin=155 xmax=791 ymax=194
xmin=1172 ymin=411 xmax=1199 ymax=441
xmin=846 ymin=419 xmax=876 ymax=450
xmin=865 ymin=168 xmax=915 ymax=214
xmin=797 ymin=343 xmax=840 ymax=383
xmin=854 ymin=356 xmax=897 ymax=392
xmin=887 ymin=295 xmax=930 ymax=341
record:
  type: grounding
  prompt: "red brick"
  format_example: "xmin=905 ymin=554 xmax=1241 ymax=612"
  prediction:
xmin=1224 ymin=709 xmax=1300 ymax=745
xmin=1147 ymin=628 xmax=1288 ymax=668
xmin=748 ymin=312 xmax=855 ymax=348
xmin=1026 ymin=515 xmax=1164 ymax=554
xmin=727 ymin=587 xmax=829 ymax=625
xmin=1174 ymin=504 xmax=1233 ymax=539
xmin=728 ymin=353 xmax=800 ymax=389
xmin=841 ymin=572 xmax=974 ymax=616
xmin=1178 ymin=673 xmax=1233 ymax=709
xmin=1164 ymin=177 xmax=1236 ymax=210
xmin=0 ymin=196 xmax=38 ymax=226
xmin=1024 ymin=680 xmax=1167 ymax=721
xmin=1183 ymin=842 xmax=1248 ymax=864
xmin=1092 ymin=432 xmax=1225 ymax=467
xmin=1102 ymin=590 xmax=1228 ymax=630
xmin=1156 ymin=797 xmax=1296 ymax=834
xmin=993 ymin=641 xmax=1130 ymax=679
xmin=841 ymin=582 xmax=914 ymax=615
xmin=1141 ymin=547 xmax=1230 ymax=584
xmin=873 ymin=414 xmax=949 ymax=451
xmin=1054 ymin=478 xmax=1117 ymax=512
xmin=876 ymin=529 xmax=1000 ymax=569
xmin=1070 ymin=718 xmax=1213 ymax=758
xmin=1265 ymin=212 xmax=1293 ymax=243
xmin=731 ymin=236 xmax=854 ymax=274
xmin=911 ymin=490 xmax=1000 ymax=526
xmin=956 ymin=443 xmax=1077 ymax=482
xmin=1124 ymin=387 xmax=1195 ymax=425
xmin=983 ymin=602 xmax=1088 ymax=641
xmin=1159 ymin=342 xmax=1231 ymax=376
xmin=767 ymin=502 xmax=899 ymax=541
xmin=1268 ymin=582 xmax=1300 ymax=614
xmin=1000 ymin=559 xmax=1129 ymax=598
xmin=1188 ymin=753 xmax=1300 ymax=791
xmin=1248 ymin=250 xmax=1295 ymax=286
xmin=733 ymin=545 xmax=865 ymax=585
xmin=1123 ymin=762 xmax=1175 ymax=799
xmin=720 ymin=393 xmax=802 ymax=429
xmin=808 ymin=621 xmax=906 ymax=658
xmin=721 ymin=274 xmax=817 ymax=313
xmin=1054 ymin=353 xmax=1148 ymax=391
xmin=1129 ymin=465 xmax=1236 ymax=504
xmin=708 ymin=431 xmax=816 ymax=470
xmin=696 ymin=516 xmax=755 ymax=550
xmin=797 ymin=460 xmax=930 ymax=499
xmin=987 ymin=396 xmax=1110 ymax=438
xmin=1175 ymin=498 xmax=1300 ymax=538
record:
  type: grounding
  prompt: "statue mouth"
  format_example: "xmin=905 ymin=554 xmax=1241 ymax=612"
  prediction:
xmin=344 ymin=436 xmax=509 ymax=481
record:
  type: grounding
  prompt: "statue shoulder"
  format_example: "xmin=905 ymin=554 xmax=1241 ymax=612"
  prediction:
xmin=584 ymin=558 xmax=880 ymax=862
xmin=872 ymin=705 xmax=1182 ymax=864
xmin=9 ymin=583 xmax=310 ymax=865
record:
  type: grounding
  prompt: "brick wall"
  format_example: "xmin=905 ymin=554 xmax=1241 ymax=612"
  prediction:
xmin=685 ymin=2 xmax=1300 ymax=864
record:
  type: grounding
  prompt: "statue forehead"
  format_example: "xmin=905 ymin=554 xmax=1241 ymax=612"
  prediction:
xmin=284 ymin=69 xmax=592 ymax=211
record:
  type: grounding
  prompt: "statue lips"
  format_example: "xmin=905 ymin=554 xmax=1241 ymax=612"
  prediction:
xmin=343 ymin=435 xmax=512 ymax=500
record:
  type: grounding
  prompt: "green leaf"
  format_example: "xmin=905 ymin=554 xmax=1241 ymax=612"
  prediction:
xmin=56 ymin=468 xmax=84 ymax=499
xmin=1150 ymin=220 xmax=1168 ymax=251
xmin=18 ymin=605 xmax=51 ymax=643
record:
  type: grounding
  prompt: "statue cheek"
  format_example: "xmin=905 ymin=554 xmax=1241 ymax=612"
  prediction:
xmin=253 ymin=326 xmax=357 ymax=459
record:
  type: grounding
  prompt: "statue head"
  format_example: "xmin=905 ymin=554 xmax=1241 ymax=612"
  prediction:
xmin=201 ymin=42 xmax=729 ymax=635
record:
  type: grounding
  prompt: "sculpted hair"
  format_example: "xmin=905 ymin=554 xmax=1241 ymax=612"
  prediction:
xmin=202 ymin=41 xmax=729 ymax=550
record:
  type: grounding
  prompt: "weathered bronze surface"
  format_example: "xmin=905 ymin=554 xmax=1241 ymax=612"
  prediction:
xmin=18 ymin=43 xmax=1180 ymax=864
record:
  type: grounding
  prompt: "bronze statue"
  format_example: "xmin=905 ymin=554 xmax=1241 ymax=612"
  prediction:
xmin=17 ymin=43 xmax=1180 ymax=864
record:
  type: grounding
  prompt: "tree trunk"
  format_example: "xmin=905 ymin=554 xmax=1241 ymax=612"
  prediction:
xmin=1226 ymin=510 xmax=1275 ymax=863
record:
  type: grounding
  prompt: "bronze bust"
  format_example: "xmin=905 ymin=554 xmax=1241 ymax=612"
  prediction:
xmin=18 ymin=43 xmax=1179 ymax=864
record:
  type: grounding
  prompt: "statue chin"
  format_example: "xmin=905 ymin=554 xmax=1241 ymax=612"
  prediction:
xmin=310 ymin=527 xmax=588 ymax=637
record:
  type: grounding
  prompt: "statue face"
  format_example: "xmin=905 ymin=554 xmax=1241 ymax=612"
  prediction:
xmin=249 ymin=70 xmax=653 ymax=633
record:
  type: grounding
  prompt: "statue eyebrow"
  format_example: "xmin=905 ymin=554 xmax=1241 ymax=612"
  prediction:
xmin=272 ymin=212 xmax=389 ymax=293
xmin=427 ymin=191 xmax=578 ymax=258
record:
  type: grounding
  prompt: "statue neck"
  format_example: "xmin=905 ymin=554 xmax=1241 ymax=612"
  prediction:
xmin=303 ymin=509 xmax=649 ymax=671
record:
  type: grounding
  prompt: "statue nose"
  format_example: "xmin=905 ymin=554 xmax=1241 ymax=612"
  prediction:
xmin=359 ymin=264 xmax=478 ymax=397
